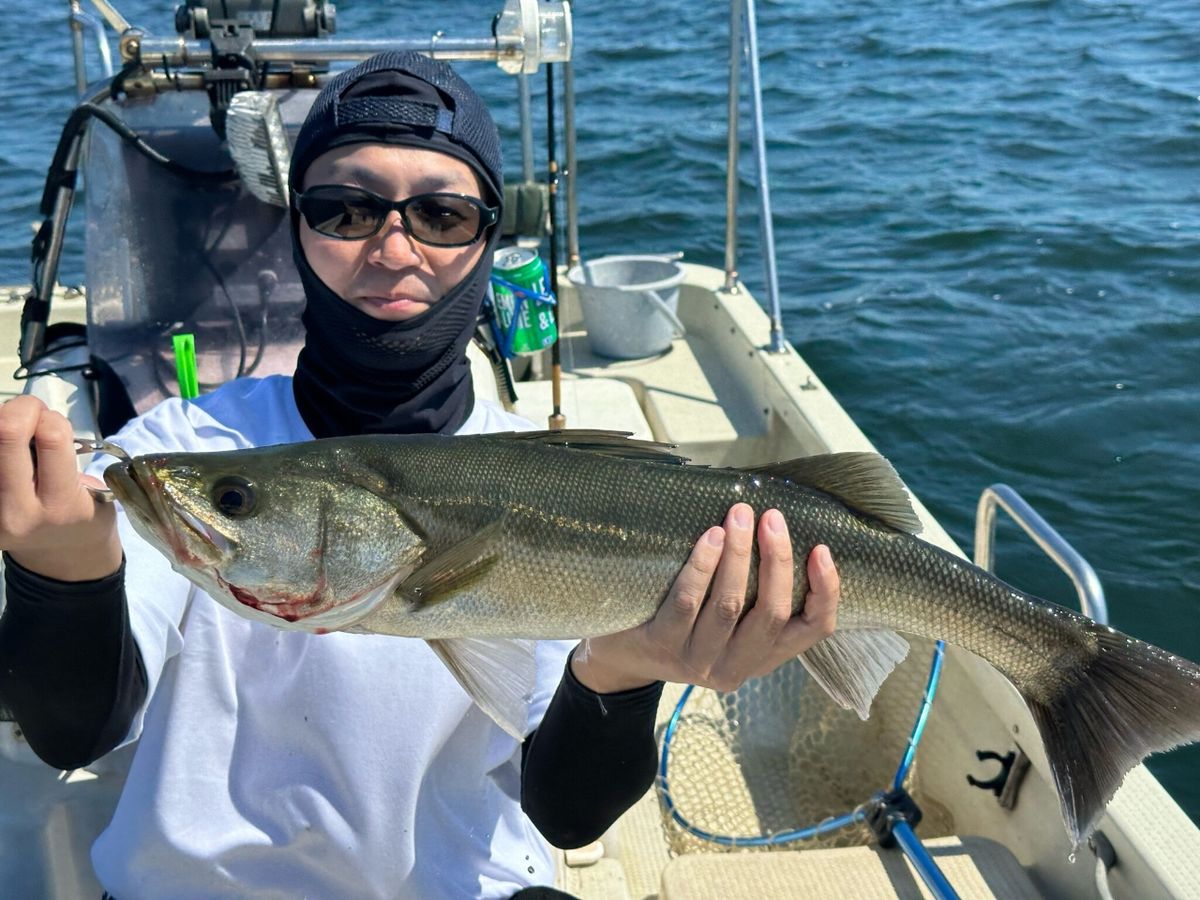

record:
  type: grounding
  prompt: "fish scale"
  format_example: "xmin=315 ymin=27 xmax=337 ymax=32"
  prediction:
xmin=104 ymin=429 xmax=1200 ymax=845
xmin=361 ymin=434 xmax=1081 ymax=681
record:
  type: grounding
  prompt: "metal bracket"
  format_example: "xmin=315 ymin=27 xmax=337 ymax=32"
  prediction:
xmin=175 ymin=0 xmax=336 ymax=40
xmin=203 ymin=21 xmax=257 ymax=138
xmin=494 ymin=0 xmax=572 ymax=74
xmin=866 ymin=786 xmax=924 ymax=849
xmin=966 ymin=746 xmax=1030 ymax=810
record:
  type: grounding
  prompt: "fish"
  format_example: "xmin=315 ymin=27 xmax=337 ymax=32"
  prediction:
xmin=102 ymin=429 xmax=1200 ymax=845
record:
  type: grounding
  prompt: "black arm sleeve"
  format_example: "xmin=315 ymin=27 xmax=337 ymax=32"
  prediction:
xmin=0 ymin=553 xmax=146 ymax=770
xmin=520 ymin=649 xmax=664 ymax=848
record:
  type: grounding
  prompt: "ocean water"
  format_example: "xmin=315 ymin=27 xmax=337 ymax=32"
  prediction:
xmin=3 ymin=0 xmax=1198 ymax=825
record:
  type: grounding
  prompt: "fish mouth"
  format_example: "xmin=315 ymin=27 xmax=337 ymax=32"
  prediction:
xmin=104 ymin=459 xmax=233 ymax=566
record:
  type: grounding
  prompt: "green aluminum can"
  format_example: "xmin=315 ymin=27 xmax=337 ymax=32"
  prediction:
xmin=491 ymin=247 xmax=557 ymax=355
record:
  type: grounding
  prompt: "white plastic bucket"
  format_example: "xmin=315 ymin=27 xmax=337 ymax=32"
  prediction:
xmin=567 ymin=255 xmax=686 ymax=359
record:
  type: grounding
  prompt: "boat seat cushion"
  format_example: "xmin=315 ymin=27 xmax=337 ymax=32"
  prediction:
xmin=658 ymin=835 xmax=1041 ymax=899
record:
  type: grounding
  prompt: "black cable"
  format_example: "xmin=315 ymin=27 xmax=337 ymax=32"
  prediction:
xmin=59 ymin=103 xmax=238 ymax=199
xmin=201 ymin=255 xmax=250 ymax=378
xmin=29 ymin=74 xmax=283 ymax=384
xmin=25 ymin=93 xmax=240 ymax=362
xmin=12 ymin=337 xmax=90 ymax=382
xmin=194 ymin=190 xmax=281 ymax=381
xmin=39 ymin=100 xmax=233 ymax=217
xmin=195 ymin=194 xmax=250 ymax=378
xmin=248 ymin=270 xmax=276 ymax=375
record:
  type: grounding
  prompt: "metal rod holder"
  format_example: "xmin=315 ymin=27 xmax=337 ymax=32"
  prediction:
xmin=134 ymin=35 xmax=511 ymax=66
xmin=518 ymin=74 xmax=536 ymax=183
xmin=128 ymin=1 xmax=572 ymax=72
xmin=563 ymin=58 xmax=579 ymax=266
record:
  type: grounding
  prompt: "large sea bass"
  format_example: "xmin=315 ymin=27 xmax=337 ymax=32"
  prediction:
xmin=103 ymin=430 xmax=1200 ymax=844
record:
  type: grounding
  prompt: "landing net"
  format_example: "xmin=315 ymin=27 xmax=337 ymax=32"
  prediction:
xmin=657 ymin=638 xmax=956 ymax=854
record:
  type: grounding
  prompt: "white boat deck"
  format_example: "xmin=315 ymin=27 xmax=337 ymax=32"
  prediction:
xmin=2 ymin=270 xmax=1199 ymax=899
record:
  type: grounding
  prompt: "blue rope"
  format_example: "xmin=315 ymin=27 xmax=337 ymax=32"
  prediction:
xmin=893 ymin=639 xmax=946 ymax=791
xmin=659 ymin=639 xmax=947 ymax=848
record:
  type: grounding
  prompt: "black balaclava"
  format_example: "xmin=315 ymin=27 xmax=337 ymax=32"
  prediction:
xmin=289 ymin=51 xmax=504 ymax=437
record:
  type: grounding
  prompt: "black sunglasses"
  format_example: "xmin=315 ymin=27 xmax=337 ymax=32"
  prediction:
xmin=294 ymin=185 xmax=499 ymax=247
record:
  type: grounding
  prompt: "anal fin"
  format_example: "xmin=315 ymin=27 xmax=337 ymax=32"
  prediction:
xmin=798 ymin=628 xmax=911 ymax=719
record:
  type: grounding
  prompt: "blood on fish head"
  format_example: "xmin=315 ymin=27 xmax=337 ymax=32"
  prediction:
xmin=103 ymin=443 xmax=427 ymax=632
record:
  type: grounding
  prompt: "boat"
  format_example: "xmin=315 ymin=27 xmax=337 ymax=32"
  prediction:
xmin=2 ymin=1 xmax=1198 ymax=897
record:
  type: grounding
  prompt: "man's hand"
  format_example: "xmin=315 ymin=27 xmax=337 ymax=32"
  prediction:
xmin=0 ymin=396 xmax=121 ymax=580
xmin=572 ymin=503 xmax=839 ymax=694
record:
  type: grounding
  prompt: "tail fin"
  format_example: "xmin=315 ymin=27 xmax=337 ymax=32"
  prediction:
xmin=1020 ymin=622 xmax=1200 ymax=845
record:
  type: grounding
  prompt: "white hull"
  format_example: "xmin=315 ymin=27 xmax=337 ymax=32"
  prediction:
xmin=6 ymin=271 xmax=1195 ymax=898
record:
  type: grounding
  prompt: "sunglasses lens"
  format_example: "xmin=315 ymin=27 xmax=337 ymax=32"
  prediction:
xmin=298 ymin=189 xmax=491 ymax=245
xmin=404 ymin=195 xmax=483 ymax=246
xmin=301 ymin=188 xmax=385 ymax=239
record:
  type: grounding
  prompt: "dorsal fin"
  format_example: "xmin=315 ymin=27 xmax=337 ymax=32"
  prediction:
xmin=496 ymin=429 xmax=692 ymax=466
xmin=749 ymin=452 xmax=922 ymax=534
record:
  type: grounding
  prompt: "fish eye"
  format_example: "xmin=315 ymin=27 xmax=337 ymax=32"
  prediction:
xmin=212 ymin=476 xmax=257 ymax=518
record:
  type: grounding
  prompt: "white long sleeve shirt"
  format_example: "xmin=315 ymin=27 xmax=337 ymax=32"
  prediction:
xmin=86 ymin=376 xmax=573 ymax=899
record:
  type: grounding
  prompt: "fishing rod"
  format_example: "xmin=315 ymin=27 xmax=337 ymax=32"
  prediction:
xmin=545 ymin=60 xmax=565 ymax=430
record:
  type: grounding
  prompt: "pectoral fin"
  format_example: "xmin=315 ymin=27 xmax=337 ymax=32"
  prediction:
xmin=798 ymin=628 xmax=911 ymax=719
xmin=428 ymin=637 xmax=537 ymax=740
xmin=400 ymin=518 xmax=506 ymax=606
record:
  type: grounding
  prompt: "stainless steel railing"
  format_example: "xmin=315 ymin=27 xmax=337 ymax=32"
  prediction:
xmin=974 ymin=483 xmax=1108 ymax=624
xmin=722 ymin=0 xmax=786 ymax=353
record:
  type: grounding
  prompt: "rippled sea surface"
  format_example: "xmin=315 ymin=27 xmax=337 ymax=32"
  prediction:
xmin=4 ymin=0 xmax=1198 ymax=823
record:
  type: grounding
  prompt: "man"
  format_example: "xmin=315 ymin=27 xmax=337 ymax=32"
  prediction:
xmin=0 ymin=52 xmax=838 ymax=897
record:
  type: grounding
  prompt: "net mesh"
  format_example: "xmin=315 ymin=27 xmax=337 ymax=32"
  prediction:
xmin=657 ymin=637 xmax=956 ymax=855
